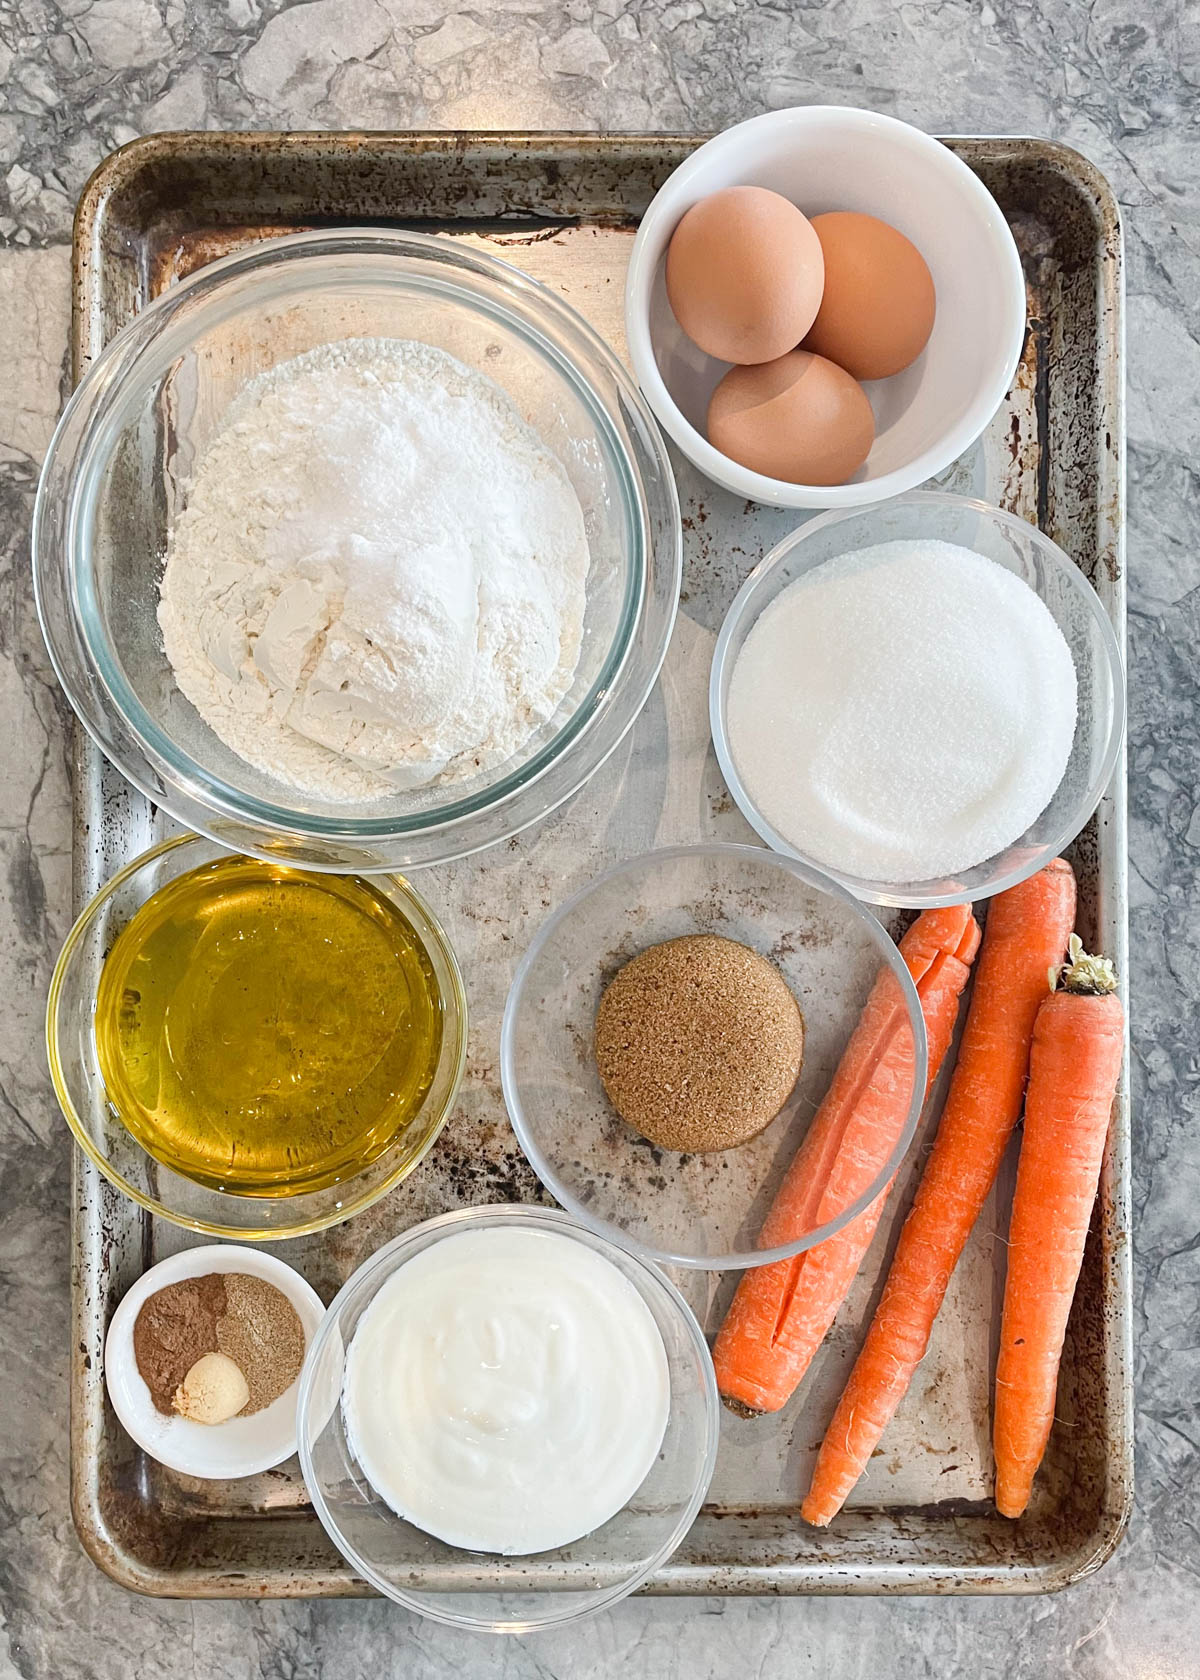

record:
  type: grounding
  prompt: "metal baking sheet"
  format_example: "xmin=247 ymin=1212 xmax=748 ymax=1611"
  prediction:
xmin=68 ymin=132 xmax=1130 ymax=1597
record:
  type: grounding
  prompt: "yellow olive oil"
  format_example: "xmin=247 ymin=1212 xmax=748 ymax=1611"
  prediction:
xmin=94 ymin=856 xmax=443 ymax=1196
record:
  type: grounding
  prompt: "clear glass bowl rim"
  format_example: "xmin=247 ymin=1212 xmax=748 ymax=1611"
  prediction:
xmin=294 ymin=1202 xmax=722 ymax=1632
xmin=709 ymin=489 xmax=1127 ymax=909
xmin=34 ymin=227 xmax=681 ymax=868
xmin=45 ymin=832 xmax=469 ymax=1241
xmin=500 ymin=841 xmax=929 ymax=1270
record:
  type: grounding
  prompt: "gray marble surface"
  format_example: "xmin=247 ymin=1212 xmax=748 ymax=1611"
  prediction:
xmin=0 ymin=2 xmax=1196 ymax=1676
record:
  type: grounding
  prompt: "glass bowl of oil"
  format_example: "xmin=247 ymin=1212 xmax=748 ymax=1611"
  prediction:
xmin=47 ymin=834 xmax=468 ymax=1240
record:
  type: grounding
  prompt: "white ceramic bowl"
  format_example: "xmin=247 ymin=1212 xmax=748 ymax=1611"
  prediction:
xmin=105 ymin=1245 xmax=325 ymax=1478
xmin=625 ymin=107 xmax=1027 ymax=509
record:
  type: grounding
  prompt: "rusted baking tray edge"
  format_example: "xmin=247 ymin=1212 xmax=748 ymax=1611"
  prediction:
xmin=67 ymin=131 xmax=1130 ymax=1597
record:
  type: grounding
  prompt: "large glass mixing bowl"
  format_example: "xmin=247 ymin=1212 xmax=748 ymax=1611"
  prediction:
xmin=34 ymin=229 xmax=681 ymax=872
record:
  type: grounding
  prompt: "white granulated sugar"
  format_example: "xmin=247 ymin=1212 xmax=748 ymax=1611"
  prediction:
xmin=158 ymin=337 xmax=590 ymax=802
xmin=726 ymin=540 xmax=1078 ymax=883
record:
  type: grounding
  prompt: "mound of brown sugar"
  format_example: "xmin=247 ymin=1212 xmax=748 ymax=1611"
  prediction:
xmin=594 ymin=933 xmax=805 ymax=1152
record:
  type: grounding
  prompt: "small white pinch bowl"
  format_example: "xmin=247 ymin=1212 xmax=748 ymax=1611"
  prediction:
xmin=625 ymin=106 xmax=1028 ymax=508
xmin=105 ymin=1244 xmax=325 ymax=1479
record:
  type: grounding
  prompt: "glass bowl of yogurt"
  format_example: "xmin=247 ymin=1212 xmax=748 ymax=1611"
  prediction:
xmin=34 ymin=228 xmax=680 ymax=873
xmin=296 ymin=1204 xmax=720 ymax=1632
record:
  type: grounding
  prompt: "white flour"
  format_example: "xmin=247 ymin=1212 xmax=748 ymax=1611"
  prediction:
xmin=726 ymin=540 xmax=1078 ymax=882
xmin=158 ymin=337 xmax=590 ymax=802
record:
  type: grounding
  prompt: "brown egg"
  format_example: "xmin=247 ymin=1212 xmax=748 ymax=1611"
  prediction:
xmin=665 ymin=186 xmax=825 ymax=365
xmin=802 ymin=212 xmax=936 ymax=381
xmin=707 ymin=350 xmax=875 ymax=486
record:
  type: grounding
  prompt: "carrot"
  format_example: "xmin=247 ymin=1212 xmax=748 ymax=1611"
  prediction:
xmin=801 ymin=859 xmax=1077 ymax=1526
xmin=993 ymin=935 xmax=1124 ymax=1518
xmin=713 ymin=904 xmax=980 ymax=1415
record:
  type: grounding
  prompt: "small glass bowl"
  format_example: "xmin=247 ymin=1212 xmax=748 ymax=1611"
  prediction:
xmin=296 ymin=1205 xmax=720 ymax=1633
xmin=500 ymin=843 xmax=926 ymax=1270
xmin=46 ymin=834 xmax=467 ymax=1241
xmin=34 ymin=228 xmax=681 ymax=873
xmin=710 ymin=491 xmax=1125 ymax=908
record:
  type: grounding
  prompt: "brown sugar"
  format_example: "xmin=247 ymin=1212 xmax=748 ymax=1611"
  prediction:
xmin=594 ymin=934 xmax=805 ymax=1152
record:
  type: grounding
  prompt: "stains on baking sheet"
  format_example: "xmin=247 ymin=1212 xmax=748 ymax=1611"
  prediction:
xmin=488 ymin=223 xmax=576 ymax=248
xmin=155 ymin=225 xmax=302 ymax=290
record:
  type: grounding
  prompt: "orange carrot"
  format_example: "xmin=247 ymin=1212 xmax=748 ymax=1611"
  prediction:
xmin=801 ymin=859 xmax=1077 ymax=1526
xmin=993 ymin=936 xmax=1124 ymax=1518
xmin=713 ymin=904 xmax=980 ymax=1415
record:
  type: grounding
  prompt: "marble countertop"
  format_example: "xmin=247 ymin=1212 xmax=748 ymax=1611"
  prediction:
xmin=1 ymin=2 xmax=1196 ymax=1676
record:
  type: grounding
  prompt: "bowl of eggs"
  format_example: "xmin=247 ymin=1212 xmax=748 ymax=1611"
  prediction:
xmin=625 ymin=106 xmax=1027 ymax=508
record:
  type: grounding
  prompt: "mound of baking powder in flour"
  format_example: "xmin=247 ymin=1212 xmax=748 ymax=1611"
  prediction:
xmin=158 ymin=338 xmax=590 ymax=801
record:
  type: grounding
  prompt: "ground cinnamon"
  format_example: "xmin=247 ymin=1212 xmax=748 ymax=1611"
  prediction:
xmin=133 ymin=1273 xmax=228 ymax=1415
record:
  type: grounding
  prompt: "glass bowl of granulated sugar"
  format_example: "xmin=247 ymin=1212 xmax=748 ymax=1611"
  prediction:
xmin=34 ymin=229 xmax=681 ymax=871
xmin=710 ymin=490 xmax=1124 ymax=909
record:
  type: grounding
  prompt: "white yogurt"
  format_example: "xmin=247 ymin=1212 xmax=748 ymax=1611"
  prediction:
xmin=342 ymin=1225 xmax=671 ymax=1556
